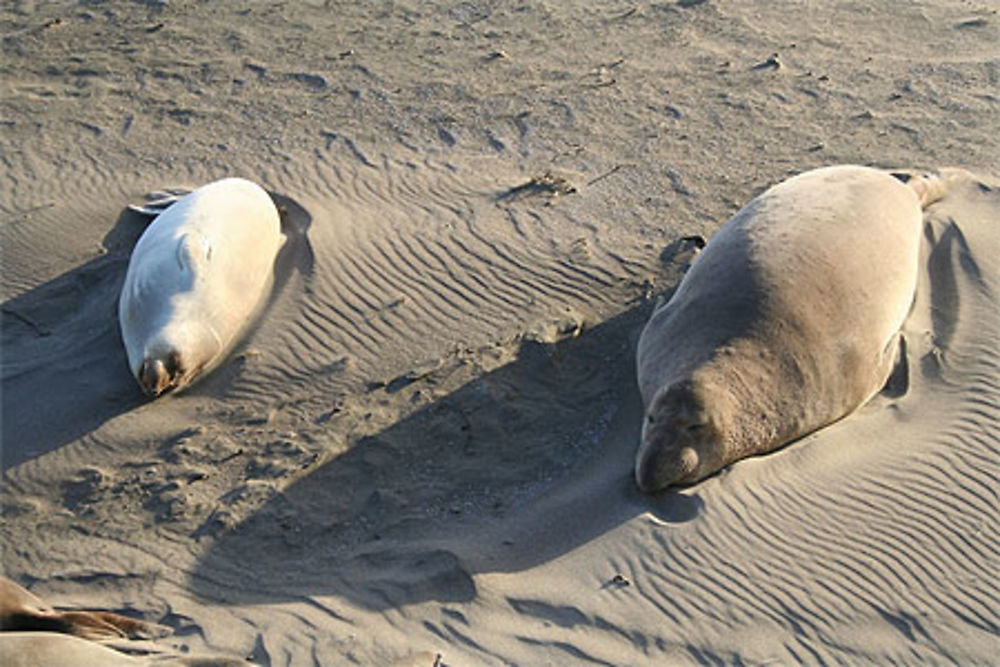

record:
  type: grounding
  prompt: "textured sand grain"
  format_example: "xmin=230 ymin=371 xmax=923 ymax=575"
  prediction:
xmin=2 ymin=1 xmax=998 ymax=664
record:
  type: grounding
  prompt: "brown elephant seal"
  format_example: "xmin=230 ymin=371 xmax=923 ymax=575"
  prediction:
xmin=0 ymin=576 xmax=158 ymax=639
xmin=119 ymin=177 xmax=284 ymax=397
xmin=635 ymin=165 xmax=946 ymax=492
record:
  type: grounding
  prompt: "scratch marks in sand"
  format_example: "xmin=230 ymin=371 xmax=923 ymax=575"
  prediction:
xmin=226 ymin=154 xmax=638 ymax=406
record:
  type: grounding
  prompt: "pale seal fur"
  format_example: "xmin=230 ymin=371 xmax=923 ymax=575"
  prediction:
xmin=635 ymin=165 xmax=946 ymax=492
xmin=119 ymin=177 xmax=284 ymax=396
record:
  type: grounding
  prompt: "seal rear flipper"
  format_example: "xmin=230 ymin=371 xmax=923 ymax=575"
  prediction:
xmin=127 ymin=188 xmax=192 ymax=217
xmin=1 ymin=609 xmax=165 ymax=641
xmin=890 ymin=170 xmax=948 ymax=209
xmin=270 ymin=190 xmax=315 ymax=279
xmin=55 ymin=610 xmax=169 ymax=641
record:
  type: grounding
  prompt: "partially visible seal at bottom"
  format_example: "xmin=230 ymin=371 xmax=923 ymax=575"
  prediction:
xmin=0 ymin=577 xmax=253 ymax=665
xmin=0 ymin=576 xmax=156 ymax=640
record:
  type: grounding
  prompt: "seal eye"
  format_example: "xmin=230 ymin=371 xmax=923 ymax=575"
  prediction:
xmin=685 ymin=423 xmax=706 ymax=435
xmin=647 ymin=414 xmax=655 ymax=424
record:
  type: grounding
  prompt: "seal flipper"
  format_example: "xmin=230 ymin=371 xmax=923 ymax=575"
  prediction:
xmin=890 ymin=170 xmax=947 ymax=209
xmin=45 ymin=610 xmax=165 ymax=641
xmin=175 ymin=231 xmax=213 ymax=272
xmin=127 ymin=188 xmax=192 ymax=217
xmin=269 ymin=190 xmax=314 ymax=279
xmin=0 ymin=576 xmax=168 ymax=640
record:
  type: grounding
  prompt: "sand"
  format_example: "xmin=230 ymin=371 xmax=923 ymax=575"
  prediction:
xmin=2 ymin=1 xmax=998 ymax=664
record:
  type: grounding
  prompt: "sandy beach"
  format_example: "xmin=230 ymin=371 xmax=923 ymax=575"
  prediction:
xmin=2 ymin=1 xmax=998 ymax=664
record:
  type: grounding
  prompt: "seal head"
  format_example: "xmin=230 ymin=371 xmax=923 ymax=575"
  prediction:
xmin=635 ymin=379 xmax=727 ymax=492
xmin=128 ymin=318 xmax=219 ymax=397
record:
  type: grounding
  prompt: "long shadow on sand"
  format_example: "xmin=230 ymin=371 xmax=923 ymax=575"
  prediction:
xmin=191 ymin=301 xmax=703 ymax=611
xmin=1 ymin=192 xmax=313 ymax=471
xmin=1 ymin=210 xmax=148 ymax=470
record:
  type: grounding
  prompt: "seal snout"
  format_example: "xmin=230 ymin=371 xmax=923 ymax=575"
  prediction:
xmin=138 ymin=351 xmax=182 ymax=397
xmin=635 ymin=443 xmax=700 ymax=494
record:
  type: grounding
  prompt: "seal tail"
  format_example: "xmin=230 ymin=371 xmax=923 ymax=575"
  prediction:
xmin=889 ymin=170 xmax=949 ymax=209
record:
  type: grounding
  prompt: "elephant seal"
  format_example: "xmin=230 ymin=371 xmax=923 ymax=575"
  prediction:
xmin=0 ymin=576 xmax=157 ymax=639
xmin=119 ymin=177 xmax=284 ymax=397
xmin=0 ymin=633 xmax=144 ymax=667
xmin=0 ymin=578 xmax=250 ymax=665
xmin=635 ymin=165 xmax=946 ymax=492
xmin=0 ymin=633 xmax=252 ymax=666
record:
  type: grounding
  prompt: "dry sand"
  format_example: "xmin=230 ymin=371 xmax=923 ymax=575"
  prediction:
xmin=2 ymin=1 xmax=998 ymax=664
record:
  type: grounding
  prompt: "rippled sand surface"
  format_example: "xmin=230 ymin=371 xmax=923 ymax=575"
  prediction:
xmin=2 ymin=2 xmax=997 ymax=664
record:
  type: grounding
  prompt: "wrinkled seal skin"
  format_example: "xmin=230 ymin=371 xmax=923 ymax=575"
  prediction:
xmin=635 ymin=165 xmax=944 ymax=493
xmin=119 ymin=177 xmax=283 ymax=397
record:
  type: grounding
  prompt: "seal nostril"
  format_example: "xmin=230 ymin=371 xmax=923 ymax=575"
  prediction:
xmin=139 ymin=358 xmax=162 ymax=396
xmin=137 ymin=356 xmax=179 ymax=397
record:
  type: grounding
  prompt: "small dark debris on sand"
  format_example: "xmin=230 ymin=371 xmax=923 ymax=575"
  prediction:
xmin=497 ymin=172 xmax=577 ymax=202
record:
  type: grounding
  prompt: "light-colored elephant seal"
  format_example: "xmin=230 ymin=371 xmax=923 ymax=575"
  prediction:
xmin=119 ymin=177 xmax=284 ymax=397
xmin=635 ymin=165 xmax=946 ymax=492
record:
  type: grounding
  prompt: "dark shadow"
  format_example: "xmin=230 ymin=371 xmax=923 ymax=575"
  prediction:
xmin=1 ymin=192 xmax=313 ymax=471
xmin=268 ymin=191 xmax=316 ymax=294
xmin=495 ymin=172 xmax=577 ymax=202
xmin=1 ymin=209 xmax=148 ymax=470
xmin=918 ymin=217 xmax=988 ymax=382
xmin=191 ymin=300 xmax=703 ymax=611
xmin=645 ymin=488 xmax=705 ymax=523
xmin=923 ymin=217 xmax=986 ymax=351
xmin=881 ymin=334 xmax=909 ymax=399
